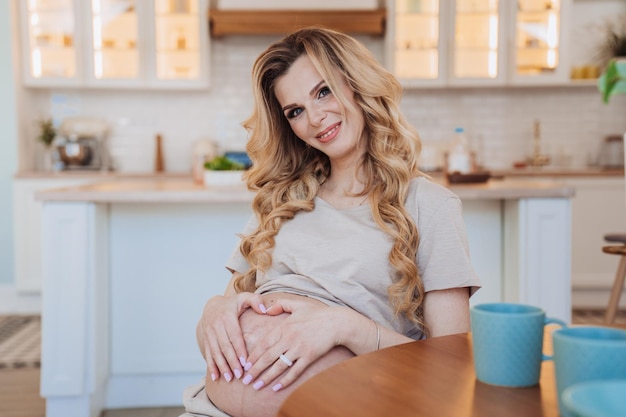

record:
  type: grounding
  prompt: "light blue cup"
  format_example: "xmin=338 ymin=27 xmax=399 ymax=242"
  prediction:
xmin=553 ymin=326 xmax=626 ymax=417
xmin=471 ymin=303 xmax=566 ymax=387
xmin=562 ymin=379 xmax=626 ymax=417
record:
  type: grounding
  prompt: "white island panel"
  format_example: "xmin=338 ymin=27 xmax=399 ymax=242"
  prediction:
xmin=109 ymin=203 xmax=250 ymax=376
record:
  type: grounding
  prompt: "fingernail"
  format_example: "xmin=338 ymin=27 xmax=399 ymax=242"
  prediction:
xmin=253 ymin=380 xmax=264 ymax=390
xmin=224 ymin=372 xmax=232 ymax=382
xmin=272 ymin=383 xmax=282 ymax=392
xmin=234 ymin=369 xmax=242 ymax=379
xmin=242 ymin=374 xmax=253 ymax=385
xmin=239 ymin=356 xmax=247 ymax=367
xmin=259 ymin=303 xmax=267 ymax=313
xmin=244 ymin=362 xmax=253 ymax=371
xmin=210 ymin=373 xmax=217 ymax=382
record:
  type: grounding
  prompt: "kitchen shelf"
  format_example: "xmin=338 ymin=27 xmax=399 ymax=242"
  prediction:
xmin=208 ymin=9 xmax=387 ymax=37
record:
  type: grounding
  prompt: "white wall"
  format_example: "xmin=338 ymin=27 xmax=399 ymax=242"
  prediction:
xmin=0 ymin=0 xmax=18 ymax=285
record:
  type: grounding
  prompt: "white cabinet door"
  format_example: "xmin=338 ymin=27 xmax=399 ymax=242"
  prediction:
xmin=13 ymin=177 xmax=98 ymax=293
xmin=506 ymin=0 xmax=572 ymax=85
xmin=19 ymin=0 xmax=210 ymax=89
xmin=565 ymin=177 xmax=626 ymax=288
xmin=386 ymin=0 xmax=572 ymax=87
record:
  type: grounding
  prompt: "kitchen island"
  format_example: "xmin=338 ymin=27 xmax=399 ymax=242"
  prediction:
xmin=36 ymin=177 xmax=574 ymax=417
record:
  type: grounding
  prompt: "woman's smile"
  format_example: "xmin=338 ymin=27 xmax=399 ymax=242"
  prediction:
xmin=317 ymin=122 xmax=341 ymax=143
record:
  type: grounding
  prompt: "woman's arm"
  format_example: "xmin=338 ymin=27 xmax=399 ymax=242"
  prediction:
xmin=422 ymin=287 xmax=471 ymax=337
xmin=196 ymin=272 xmax=267 ymax=382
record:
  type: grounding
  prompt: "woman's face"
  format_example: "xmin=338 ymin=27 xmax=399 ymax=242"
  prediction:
xmin=274 ymin=55 xmax=366 ymax=164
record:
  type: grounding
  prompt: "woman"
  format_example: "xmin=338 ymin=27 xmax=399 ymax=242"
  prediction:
xmin=184 ymin=27 xmax=480 ymax=417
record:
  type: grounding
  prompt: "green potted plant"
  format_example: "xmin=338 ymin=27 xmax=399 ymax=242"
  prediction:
xmin=597 ymin=58 xmax=626 ymax=103
xmin=36 ymin=118 xmax=57 ymax=171
xmin=595 ymin=15 xmax=626 ymax=177
xmin=596 ymin=15 xmax=626 ymax=103
xmin=203 ymin=155 xmax=246 ymax=187
xmin=37 ymin=118 xmax=56 ymax=147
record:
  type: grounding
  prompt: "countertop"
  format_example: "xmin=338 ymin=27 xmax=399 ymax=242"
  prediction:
xmin=16 ymin=166 xmax=624 ymax=180
xmin=35 ymin=177 xmax=575 ymax=203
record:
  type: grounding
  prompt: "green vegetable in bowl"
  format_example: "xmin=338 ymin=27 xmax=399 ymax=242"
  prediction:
xmin=204 ymin=155 xmax=245 ymax=171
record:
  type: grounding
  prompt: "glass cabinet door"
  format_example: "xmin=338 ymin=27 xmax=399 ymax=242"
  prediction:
xmin=453 ymin=0 xmax=500 ymax=80
xmin=514 ymin=0 xmax=562 ymax=78
xmin=392 ymin=0 xmax=441 ymax=82
xmin=91 ymin=0 xmax=139 ymax=80
xmin=25 ymin=0 xmax=78 ymax=80
xmin=154 ymin=0 xmax=201 ymax=81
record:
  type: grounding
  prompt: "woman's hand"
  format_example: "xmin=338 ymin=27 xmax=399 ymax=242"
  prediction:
xmin=197 ymin=291 xmax=267 ymax=383
xmin=240 ymin=298 xmax=352 ymax=392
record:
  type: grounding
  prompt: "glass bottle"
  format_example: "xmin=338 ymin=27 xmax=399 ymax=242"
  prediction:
xmin=447 ymin=127 xmax=473 ymax=174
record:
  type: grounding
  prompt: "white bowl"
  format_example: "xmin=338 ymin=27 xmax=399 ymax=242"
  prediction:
xmin=203 ymin=170 xmax=244 ymax=188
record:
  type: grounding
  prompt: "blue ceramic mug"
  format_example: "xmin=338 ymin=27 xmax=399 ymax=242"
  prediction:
xmin=553 ymin=326 xmax=626 ymax=417
xmin=471 ymin=303 xmax=566 ymax=387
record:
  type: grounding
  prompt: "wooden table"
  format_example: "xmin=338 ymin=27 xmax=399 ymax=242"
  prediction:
xmin=277 ymin=333 xmax=560 ymax=417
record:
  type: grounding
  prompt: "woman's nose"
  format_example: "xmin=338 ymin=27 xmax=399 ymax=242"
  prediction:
xmin=308 ymin=105 xmax=326 ymax=126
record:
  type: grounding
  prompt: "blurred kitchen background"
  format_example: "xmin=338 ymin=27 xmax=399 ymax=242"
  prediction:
xmin=1 ymin=0 xmax=626 ymax=308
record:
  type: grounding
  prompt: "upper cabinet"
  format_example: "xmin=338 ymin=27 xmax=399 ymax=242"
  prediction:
xmin=19 ymin=0 xmax=210 ymax=89
xmin=386 ymin=0 xmax=571 ymax=87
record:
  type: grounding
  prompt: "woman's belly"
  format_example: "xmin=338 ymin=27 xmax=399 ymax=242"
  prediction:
xmin=205 ymin=292 xmax=355 ymax=417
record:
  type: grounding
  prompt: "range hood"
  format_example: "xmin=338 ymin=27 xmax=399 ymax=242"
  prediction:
xmin=208 ymin=8 xmax=386 ymax=37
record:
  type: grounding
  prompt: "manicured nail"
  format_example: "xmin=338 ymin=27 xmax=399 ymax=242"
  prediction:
xmin=242 ymin=374 xmax=253 ymax=385
xmin=272 ymin=383 xmax=282 ymax=392
xmin=239 ymin=356 xmax=247 ymax=367
xmin=224 ymin=372 xmax=232 ymax=382
xmin=234 ymin=368 xmax=242 ymax=379
xmin=259 ymin=303 xmax=267 ymax=313
xmin=253 ymin=380 xmax=264 ymax=390
xmin=210 ymin=373 xmax=217 ymax=382
xmin=244 ymin=362 xmax=253 ymax=371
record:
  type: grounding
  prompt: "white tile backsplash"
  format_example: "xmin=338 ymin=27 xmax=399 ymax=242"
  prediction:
xmin=24 ymin=35 xmax=626 ymax=174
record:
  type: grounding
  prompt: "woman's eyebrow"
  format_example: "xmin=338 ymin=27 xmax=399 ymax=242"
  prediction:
xmin=309 ymin=80 xmax=324 ymax=96
xmin=282 ymin=80 xmax=326 ymax=112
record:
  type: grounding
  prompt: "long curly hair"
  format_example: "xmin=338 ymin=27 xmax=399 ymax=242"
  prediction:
xmin=235 ymin=27 xmax=426 ymax=331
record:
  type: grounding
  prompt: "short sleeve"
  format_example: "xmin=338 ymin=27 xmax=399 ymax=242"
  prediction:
xmin=225 ymin=214 xmax=257 ymax=274
xmin=416 ymin=196 xmax=481 ymax=295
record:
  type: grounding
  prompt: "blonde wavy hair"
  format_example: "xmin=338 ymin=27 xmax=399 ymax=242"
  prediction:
xmin=235 ymin=27 xmax=426 ymax=331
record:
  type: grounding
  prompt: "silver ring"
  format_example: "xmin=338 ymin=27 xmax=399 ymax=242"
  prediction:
xmin=279 ymin=353 xmax=293 ymax=367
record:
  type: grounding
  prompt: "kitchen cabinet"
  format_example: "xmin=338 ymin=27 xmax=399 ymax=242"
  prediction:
xmin=19 ymin=0 xmax=209 ymax=89
xmin=385 ymin=0 xmax=572 ymax=87
xmin=513 ymin=176 xmax=626 ymax=307
xmin=13 ymin=177 xmax=100 ymax=293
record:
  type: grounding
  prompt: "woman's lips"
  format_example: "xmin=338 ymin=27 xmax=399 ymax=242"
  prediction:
xmin=316 ymin=122 xmax=341 ymax=143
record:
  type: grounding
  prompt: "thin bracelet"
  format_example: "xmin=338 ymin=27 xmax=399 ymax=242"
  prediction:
xmin=373 ymin=320 xmax=380 ymax=351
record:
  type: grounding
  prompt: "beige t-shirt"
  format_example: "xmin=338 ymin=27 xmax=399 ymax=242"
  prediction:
xmin=226 ymin=177 xmax=481 ymax=340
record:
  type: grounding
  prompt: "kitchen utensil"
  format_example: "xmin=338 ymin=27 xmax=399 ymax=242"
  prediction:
xmin=597 ymin=135 xmax=624 ymax=169
xmin=562 ymin=379 xmax=626 ymax=417
xmin=56 ymin=141 xmax=93 ymax=166
xmin=56 ymin=117 xmax=110 ymax=170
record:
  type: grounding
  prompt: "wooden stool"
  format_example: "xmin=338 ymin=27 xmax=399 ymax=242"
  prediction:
xmin=603 ymin=233 xmax=626 ymax=324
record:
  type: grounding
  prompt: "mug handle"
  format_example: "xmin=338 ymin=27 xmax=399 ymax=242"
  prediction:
xmin=542 ymin=317 xmax=567 ymax=361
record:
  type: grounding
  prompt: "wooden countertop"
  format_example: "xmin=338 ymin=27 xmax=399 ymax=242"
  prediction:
xmin=35 ymin=177 xmax=574 ymax=203
xmin=16 ymin=167 xmax=625 ymax=180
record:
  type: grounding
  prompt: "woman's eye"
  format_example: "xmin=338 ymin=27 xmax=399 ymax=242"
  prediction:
xmin=318 ymin=86 xmax=331 ymax=99
xmin=286 ymin=108 xmax=303 ymax=119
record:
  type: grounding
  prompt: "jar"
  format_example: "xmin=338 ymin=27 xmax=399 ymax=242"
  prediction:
xmin=192 ymin=139 xmax=219 ymax=184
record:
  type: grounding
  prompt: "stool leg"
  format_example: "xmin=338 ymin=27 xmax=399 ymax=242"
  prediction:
xmin=605 ymin=256 xmax=626 ymax=324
